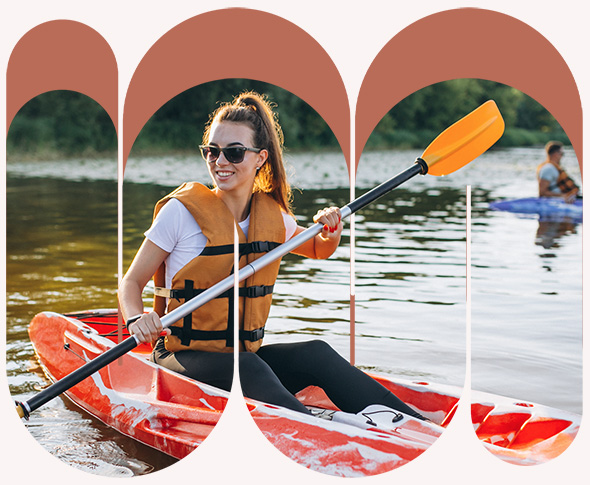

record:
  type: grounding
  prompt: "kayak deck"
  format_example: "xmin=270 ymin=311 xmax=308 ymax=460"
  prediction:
xmin=26 ymin=310 xmax=580 ymax=475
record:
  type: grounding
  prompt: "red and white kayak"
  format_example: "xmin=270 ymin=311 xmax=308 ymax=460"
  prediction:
xmin=26 ymin=310 xmax=580 ymax=476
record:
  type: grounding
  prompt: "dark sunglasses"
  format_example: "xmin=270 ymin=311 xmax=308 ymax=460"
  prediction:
xmin=199 ymin=145 xmax=262 ymax=164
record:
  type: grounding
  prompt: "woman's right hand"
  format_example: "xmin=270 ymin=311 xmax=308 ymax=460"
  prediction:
xmin=128 ymin=311 xmax=168 ymax=343
xmin=313 ymin=206 xmax=343 ymax=239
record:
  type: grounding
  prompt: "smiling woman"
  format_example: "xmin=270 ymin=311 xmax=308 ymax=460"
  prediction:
xmin=119 ymin=90 xmax=426 ymax=420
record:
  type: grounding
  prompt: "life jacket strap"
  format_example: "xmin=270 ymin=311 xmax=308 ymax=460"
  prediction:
xmin=165 ymin=279 xmax=273 ymax=348
xmin=244 ymin=241 xmax=281 ymax=254
xmin=155 ymin=284 xmax=274 ymax=300
xmin=181 ymin=280 xmax=194 ymax=346
xmin=198 ymin=240 xmax=281 ymax=257
xmin=168 ymin=325 xmax=265 ymax=343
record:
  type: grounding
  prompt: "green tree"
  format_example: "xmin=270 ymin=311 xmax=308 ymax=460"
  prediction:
xmin=7 ymin=91 xmax=117 ymax=156
xmin=367 ymin=79 xmax=568 ymax=150
xmin=7 ymin=79 xmax=568 ymax=158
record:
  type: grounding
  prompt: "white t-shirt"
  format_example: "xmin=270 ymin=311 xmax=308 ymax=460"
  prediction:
xmin=145 ymin=198 xmax=297 ymax=288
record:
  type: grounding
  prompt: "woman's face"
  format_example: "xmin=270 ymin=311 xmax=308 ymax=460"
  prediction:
xmin=206 ymin=121 xmax=267 ymax=194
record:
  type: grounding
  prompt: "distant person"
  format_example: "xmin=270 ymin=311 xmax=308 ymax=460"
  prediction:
xmin=537 ymin=141 xmax=580 ymax=203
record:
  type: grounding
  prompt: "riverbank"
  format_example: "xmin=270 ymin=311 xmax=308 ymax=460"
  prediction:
xmin=364 ymin=126 xmax=570 ymax=151
xmin=6 ymin=127 xmax=571 ymax=163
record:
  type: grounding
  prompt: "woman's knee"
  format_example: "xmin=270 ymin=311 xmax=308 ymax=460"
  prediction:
xmin=303 ymin=339 xmax=332 ymax=352
xmin=299 ymin=339 xmax=338 ymax=360
xmin=239 ymin=351 xmax=271 ymax=374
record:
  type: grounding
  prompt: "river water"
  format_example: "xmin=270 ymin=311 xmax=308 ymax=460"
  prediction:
xmin=4 ymin=146 xmax=583 ymax=475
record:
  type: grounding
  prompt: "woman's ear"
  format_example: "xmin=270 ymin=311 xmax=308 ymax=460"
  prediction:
xmin=257 ymin=149 xmax=269 ymax=169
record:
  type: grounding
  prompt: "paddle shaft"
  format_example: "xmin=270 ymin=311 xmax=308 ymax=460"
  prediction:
xmin=15 ymin=158 xmax=428 ymax=419
xmin=164 ymin=157 xmax=429 ymax=327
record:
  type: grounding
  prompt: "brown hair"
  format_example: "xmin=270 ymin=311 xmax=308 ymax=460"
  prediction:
xmin=544 ymin=140 xmax=563 ymax=157
xmin=203 ymin=91 xmax=293 ymax=215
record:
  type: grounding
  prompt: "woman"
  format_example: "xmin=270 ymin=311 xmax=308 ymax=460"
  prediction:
xmin=119 ymin=91 xmax=424 ymax=419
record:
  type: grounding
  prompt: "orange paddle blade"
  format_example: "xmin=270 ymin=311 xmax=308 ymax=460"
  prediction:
xmin=421 ymin=100 xmax=504 ymax=176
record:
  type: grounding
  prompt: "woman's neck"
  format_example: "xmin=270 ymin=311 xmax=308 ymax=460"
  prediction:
xmin=214 ymin=187 xmax=252 ymax=222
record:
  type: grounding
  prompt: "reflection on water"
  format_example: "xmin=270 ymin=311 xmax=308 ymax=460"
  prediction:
xmin=5 ymin=147 xmax=583 ymax=474
xmin=346 ymin=185 xmax=466 ymax=381
xmin=535 ymin=219 xmax=579 ymax=249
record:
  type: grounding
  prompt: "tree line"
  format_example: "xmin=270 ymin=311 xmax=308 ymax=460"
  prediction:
xmin=7 ymin=78 xmax=569 ymax=159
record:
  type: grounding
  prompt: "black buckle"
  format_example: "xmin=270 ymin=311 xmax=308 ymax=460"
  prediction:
xmin=251 ymin=327 xmax=264 ymax=340
xmin=250 ymin=241 xmax=271 ymax=253
xmin=240 ymin=327 xmax=265 ymax=341
xmin=244 ymin=285 xmax=273 ymax=298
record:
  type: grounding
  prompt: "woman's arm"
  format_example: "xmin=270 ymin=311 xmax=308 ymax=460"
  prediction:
xmin=291 ymin=207 xmax=343 ymax=259
xmin=119 ymin=239 xmax=170 ymax=342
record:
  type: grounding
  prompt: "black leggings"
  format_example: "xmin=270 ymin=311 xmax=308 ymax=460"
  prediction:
xmin=151 ymin=338 xmax=423 ymax=419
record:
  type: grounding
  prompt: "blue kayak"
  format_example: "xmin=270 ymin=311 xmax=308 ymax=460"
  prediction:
xmin=489 ymin=197 xmax=583 ymax=222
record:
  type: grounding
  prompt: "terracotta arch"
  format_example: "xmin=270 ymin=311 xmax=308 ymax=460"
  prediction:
xmin=356 ymin=8 xmax=582 ymax=175
xmin=6 ymin=20 xmax=118 ymax=133
xmin=123 ymin=8 xmax=349 ymax=169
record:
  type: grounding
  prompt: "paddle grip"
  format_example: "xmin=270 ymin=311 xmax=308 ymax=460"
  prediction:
xmin=16 ymin=335 xmax=139 ymax=418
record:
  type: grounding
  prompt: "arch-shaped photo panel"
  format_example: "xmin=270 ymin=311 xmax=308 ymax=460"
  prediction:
xmin=5 ymin=22 xmax=131 ymax=474
xmin=121 ymin=8 xmax=352 ymax=474
xmin=355 ymin=7 xmax=582 ymax=467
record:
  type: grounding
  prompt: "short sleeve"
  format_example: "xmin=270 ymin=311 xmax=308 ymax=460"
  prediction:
xmin=283 ymin=212 xmax=298 ymax=240
xmin=145 ymin=198 xmax=191 ymax=252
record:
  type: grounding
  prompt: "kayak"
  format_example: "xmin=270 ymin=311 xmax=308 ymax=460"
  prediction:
xmin=489 ymin=197 xmax=583 ymax=222
xmin=26 ymin=310 xmax=580 ymax=475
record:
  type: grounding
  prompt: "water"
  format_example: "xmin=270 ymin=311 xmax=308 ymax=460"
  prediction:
xmin=467 ymin=149 xmax=583 ymax=413
xmin=4 ymin=147 xmax=583 ymax=474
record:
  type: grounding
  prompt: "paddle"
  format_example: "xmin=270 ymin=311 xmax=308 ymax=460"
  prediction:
xmin=15 ymin=100 xmax=504 ymax=420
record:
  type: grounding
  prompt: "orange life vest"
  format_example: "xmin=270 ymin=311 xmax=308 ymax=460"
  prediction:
xmin=152 ymin=182 xmax=286 ymax=353
xmin=537 ymin=161 xmax=579 ymax=196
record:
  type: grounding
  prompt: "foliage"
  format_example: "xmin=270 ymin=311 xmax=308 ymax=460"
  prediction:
xmin=7 ymin=91 xmax=117 ymax=157
xmin=6 ymin=79 xmax=569 ymax=158
xmin=366 ymin=79 xmax=569 ymax=150
xmin=131 ymin=80 xmax=341 ymax=154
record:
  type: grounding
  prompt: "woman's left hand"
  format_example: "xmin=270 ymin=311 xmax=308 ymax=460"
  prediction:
xmin=313 ymin=207 xmax=343 ymax=239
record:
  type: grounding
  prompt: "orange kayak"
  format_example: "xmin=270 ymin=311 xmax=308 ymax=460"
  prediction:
xmin=26 ymin=310 xmax=580 ymax=476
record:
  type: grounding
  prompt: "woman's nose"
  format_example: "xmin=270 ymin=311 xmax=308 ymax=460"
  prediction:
xmin=216 ymin=153 xmax=231 ymax=166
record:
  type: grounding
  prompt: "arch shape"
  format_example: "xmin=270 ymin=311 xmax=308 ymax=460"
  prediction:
xmin=6 ymin=20 xmax=118 ymax=133
xmin=356 ymin=8 xmax=582 ymax=174
xmin=122 ymin=8 xmax=349 ymax=168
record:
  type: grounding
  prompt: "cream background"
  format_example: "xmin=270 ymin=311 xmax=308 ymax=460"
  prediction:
xmin=1 ymin=1 xmax=587 ymax=483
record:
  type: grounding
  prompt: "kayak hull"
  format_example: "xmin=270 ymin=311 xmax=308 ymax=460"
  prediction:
xmin=28 ymin=310 xmax=226 ymax=460
xmin=489 ymin=197 xmax=583 ymax=222
xmin=26 ymin=310 xmax=580 ymax=475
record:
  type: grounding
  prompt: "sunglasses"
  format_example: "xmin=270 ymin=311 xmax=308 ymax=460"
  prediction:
xmin=199 ymin=145 xmax=262 ymax=164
